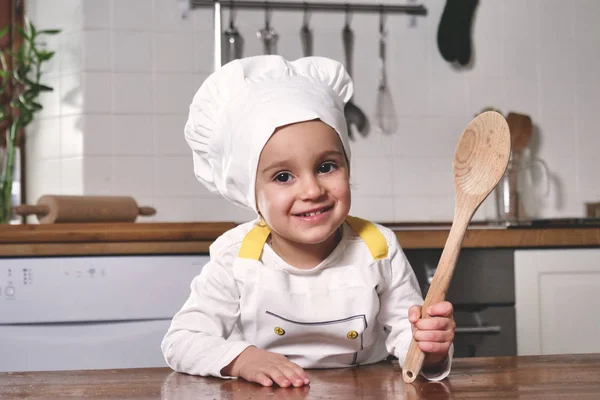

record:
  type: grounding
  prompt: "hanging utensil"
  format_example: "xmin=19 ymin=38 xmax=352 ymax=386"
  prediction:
xmin=402 ymin=111 xmax=511 ymax=383
xmin=257 ymin=4 xmax=279 ymax=55
xmin=342 ymin=8 xmax=369 ymax=139
xmin=222 ymin=1 xmax=244 ymax=64
xmin=375 ymin=9 xmax=398 ymax=134
xmin=300 ymin=4 xmax=313 ymax=57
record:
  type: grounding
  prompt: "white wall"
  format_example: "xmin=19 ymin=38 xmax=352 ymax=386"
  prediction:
xmin=25 ymin=0 xmax=600 ymax=223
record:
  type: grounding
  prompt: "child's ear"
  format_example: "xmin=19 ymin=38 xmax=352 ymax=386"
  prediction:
xmin=257 ymin=213 xmax=267 ymax=227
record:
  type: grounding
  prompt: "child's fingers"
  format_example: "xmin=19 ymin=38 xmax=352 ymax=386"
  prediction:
xmin=278 ymin=364 xmax=307 ymax=387
xmin=249 ymin=371 xmax=273 ymax=387
xmin=415 ymin=316 xmax=455 ymax=332
xmin=408 ymin=305 xmax=422 ymax=323
xmin=413 ymin=328 xmax=454 ymax=343
xmin=426 ymin=301 xmax=454 ymax=318
xmin=265 ymin=367 xmax=293 ymax=387
xmin=289 ymin=363 xmax=310 ymax=385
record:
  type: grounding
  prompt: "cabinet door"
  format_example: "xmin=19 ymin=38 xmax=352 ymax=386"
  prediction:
xmin=515 ymin=249 xmax=600 ymax=355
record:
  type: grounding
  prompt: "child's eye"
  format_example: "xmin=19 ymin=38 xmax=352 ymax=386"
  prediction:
xmin=274 ymin=172 xmax=293 ymax=183
xmin=318 ymin=162 xmax=337 ymax=174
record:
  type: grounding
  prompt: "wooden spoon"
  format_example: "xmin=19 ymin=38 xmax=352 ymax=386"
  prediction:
xmin=401 ymin=111 xmax=511 ymax=383
xmin=505 ymin=112 xmax=532 ymax=152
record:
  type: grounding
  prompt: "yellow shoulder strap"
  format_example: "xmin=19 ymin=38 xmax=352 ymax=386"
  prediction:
xmin=238 ymin=223 xmax=271 ymax=260
xmin=238 ymin=216 xmax=388 ymax=261
xmin=345 ymin=216 xmax=388 ymax=260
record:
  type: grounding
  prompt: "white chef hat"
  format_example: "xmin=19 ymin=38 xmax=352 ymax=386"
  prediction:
xmin=184 ymin=55 xmax=354 ymax=213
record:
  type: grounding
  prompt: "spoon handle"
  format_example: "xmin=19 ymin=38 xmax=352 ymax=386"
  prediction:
xmin=401 ymin=207 xmax=472 ymax=383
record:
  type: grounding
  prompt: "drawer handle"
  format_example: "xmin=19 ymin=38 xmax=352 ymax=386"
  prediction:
xmin=455 ymin=326 xmax=501 ymax=334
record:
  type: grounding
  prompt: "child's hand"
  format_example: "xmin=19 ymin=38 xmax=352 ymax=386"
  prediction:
xmin=408 ymin=301 xmax=455 ymax=367
xmin=221 ymin=346 xmax=310 ymax=387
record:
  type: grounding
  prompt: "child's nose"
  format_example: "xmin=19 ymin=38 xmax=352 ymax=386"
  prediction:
xmin=300 ymin=176 xmax=325 ymax=199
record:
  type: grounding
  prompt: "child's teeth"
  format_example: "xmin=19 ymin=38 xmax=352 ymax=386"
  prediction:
xmin=303 ymin=210 xmax=322 ymax=217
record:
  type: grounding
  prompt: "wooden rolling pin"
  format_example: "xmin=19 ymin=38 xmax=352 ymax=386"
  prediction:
xmin=13 ymin=195 xmax=156 ymax=224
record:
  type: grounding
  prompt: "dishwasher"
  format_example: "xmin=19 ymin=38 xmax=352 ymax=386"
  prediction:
xmin=0 ymin=255 xmax=209 ymax=372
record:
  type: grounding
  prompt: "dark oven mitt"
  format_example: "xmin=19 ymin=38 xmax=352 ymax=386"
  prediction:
xmin=437 ymin=0 xmax=479 ymax=66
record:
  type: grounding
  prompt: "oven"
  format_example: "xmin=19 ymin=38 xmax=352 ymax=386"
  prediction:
xmin=404 ymin=249 xmax=516 ymax=358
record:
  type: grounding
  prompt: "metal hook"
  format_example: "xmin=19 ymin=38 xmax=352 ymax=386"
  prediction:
xmin=264 ymin=2 xmax=271 ymax=29
xmin=303 ymin=2 xmax=311 ymax=27
xmin=379 ymin=5 xmax=386 ymax=34
xmin=344 ymin=3 xmax=352 ymax=27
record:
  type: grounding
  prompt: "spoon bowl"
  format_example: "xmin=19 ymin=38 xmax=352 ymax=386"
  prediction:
xmin=453 ymin=111 xmax=511 ymax=198
xmin=401 ymin=111 xmax=510 ymax=383
xmin=342 ymin=23 xmax=369 ymax=138
xmin=345 ymin=101 xmax=369 ymax=137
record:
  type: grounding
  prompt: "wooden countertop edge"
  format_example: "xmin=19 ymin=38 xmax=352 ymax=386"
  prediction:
xmin=397 ymin=228 xmax=600 ymax=249
xmin=0 ymin=241 xmax=213 ymax=257
xmin=0 ymin=222 xmax=238 ymax=243
xmin=1 ymin=227 xmax=600 ymax=257
xmin=1 ymin=222 xmax=600 ymax=244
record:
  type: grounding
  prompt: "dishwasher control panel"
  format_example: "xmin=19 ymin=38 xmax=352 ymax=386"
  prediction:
xmin=0 ymin=255 xmax=209 ymax=324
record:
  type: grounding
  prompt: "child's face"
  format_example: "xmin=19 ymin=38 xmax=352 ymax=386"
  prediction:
xmin=255 ymin=120 xmax=351 ymax=249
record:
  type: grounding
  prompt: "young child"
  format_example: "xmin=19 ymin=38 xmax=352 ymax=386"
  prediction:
xmin=162 ymin=55 xmax=455 ymax=387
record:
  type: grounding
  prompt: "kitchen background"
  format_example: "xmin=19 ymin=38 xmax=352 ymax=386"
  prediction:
xmin=24 ymin=0 xmax=599 ymax=223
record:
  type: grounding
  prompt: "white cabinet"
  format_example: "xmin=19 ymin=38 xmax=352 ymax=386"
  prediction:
xmin=515 ymin=249 xmax=600 ymax=356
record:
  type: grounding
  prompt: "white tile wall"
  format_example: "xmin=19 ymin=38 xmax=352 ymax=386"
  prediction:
xmin=112 ymin=32 xmax=153 ymax=72
xmin=60 ymin=115 xmax=84 ymax=157
xmin=83 ymin=157 xmax=113 ymax=195
xmin=84 ymin=115 xmax=113 ymax=156
xmin=112 ymin=73 xmax=153 ymax=113
xmin=25 ymin=0 xmax=600 ymax=223
xmin=60 ymin=157 xmax=84 ymax=195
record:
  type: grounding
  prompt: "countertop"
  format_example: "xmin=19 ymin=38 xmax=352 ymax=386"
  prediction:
xmin=1 ymin=221 xmax=600 ymax=257
xmin=1 ymin=354 xmax=599 ymax=399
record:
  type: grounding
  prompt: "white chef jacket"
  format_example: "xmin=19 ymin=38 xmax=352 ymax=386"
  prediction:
xmin=161 ymin=216 xmax=453 ymax=381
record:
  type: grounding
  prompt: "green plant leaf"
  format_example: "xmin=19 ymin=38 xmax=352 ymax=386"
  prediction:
xmin=38 ymin=29 xmax=61 ymax=35
xmin=26 ymin=20 xmax=36 ymax=40
xmin=35 ymin=83 xmax=53 ymax=92
xmin=0 ymin=26 xmax=8 ymax=39
xmin=2 ymin=21 xmax=60 ymax=136
xmin=16 ymin=26 xmax=30 ymax=40
xmin=24 ymin=78 xmax=54 ymax=93
xmin=22 ymin=90 xmax=38 ymax=101
xmin=23 ymin=75 xmax=38 ymax=87
xmin=37 ymin=50 xmax=55 ymax=62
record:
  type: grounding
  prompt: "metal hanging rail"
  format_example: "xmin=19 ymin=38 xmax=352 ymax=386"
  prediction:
xmin=181 ymin=0 xmax=427 ymax=71
xmin=189 ymin=0 xmax=427 ymax=15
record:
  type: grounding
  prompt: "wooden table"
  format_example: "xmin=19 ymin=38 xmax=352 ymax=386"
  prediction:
xmin=2 ymin=354 xmax=599 ymax=399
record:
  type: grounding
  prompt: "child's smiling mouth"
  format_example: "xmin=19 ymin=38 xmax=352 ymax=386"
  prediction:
xmin=293 ymin=205 xmax=334 ymax=218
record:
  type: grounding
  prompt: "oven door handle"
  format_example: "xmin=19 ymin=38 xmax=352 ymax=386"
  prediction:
xmin=455 ymin=326 xmax=501 ymax=334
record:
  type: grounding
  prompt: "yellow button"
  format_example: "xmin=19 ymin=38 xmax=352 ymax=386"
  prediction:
xmin=347 ymin=330 xmax=358 ymax=339
xmin=274 ymin=327 xmax=285 ymax=336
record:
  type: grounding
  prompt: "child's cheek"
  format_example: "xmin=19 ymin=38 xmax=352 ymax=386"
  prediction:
xmin=331 ymin=182 xmax=351 ymax=200
xmin=267 ymin=190 xmax=294 ymax=212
